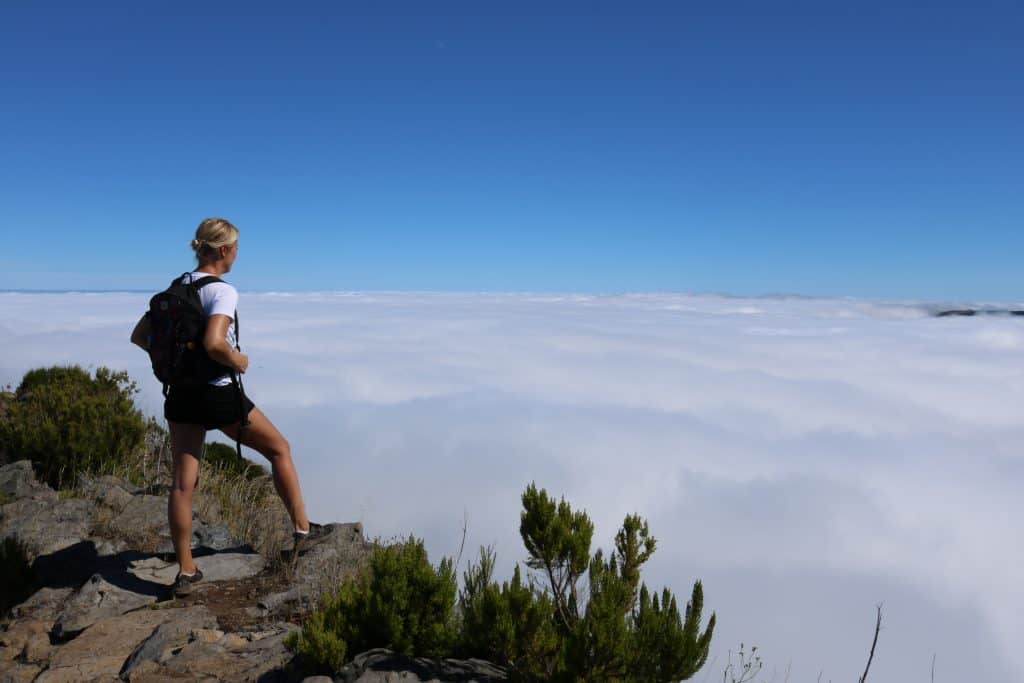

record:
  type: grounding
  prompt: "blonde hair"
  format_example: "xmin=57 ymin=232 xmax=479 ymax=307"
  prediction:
xmin=191 ymin=217 xmax=239 ymax=262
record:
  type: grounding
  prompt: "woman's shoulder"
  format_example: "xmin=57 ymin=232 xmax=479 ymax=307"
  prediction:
xmin=190 ymin=272 xmax=236 ymax=289
xmin=191 ymin=272 xmax=238 ymax=303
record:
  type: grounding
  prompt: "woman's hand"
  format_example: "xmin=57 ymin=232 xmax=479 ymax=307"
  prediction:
xmin=234 ymin=352 xmax=249 ymax=374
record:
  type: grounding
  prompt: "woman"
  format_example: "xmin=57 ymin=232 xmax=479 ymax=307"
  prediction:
xmin=131 ymin=217 xmax=331 ymax=597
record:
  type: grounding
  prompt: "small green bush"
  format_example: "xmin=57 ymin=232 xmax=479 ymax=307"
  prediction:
xmin=289 ymin=535 xmax=457 ymax=672
xmin=0 ymin=536 xmax=36 ymax=615
xmin=0 ymin=366 xmax=147 ymax=489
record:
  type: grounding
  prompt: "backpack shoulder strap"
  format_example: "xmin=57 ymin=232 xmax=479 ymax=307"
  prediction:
xmin=191 ymin=276 xmax=223 ymax=290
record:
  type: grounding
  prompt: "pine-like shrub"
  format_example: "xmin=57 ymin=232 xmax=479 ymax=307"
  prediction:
xmin=0 ymin=366 xmax=147 ymax=488
xmin=458 ymin=547 xmax=560 ymax=678
xmin=288 ymin=535 xmax=457 ymax=673
xmin=459 ymin=484 xmax=715 ymax=681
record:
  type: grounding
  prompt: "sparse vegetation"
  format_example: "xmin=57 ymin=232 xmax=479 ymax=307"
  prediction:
xmin=721 ymin=643 xmax=765 ymax=683
xmin=202 ymin=441 xmax=267 ymax=480
xmin=194 ymin=460 xmax=291 ymax=560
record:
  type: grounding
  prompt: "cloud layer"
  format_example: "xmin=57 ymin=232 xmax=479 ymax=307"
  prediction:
xmin=2 ymin=291 xmax=1021 ymax=681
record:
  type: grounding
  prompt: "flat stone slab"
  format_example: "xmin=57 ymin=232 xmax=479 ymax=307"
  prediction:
xmin=53 ymin=573 xmax=159 ymax=639
xmin=128 ymin=551 xmax=265 ymax=586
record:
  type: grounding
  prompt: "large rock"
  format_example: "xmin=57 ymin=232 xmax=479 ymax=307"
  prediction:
xmin=104 ymin=493 xmax=242 ymax=553
xmin=52 ymin=573 xmax=160 ymax=639
xmin=0 ymin=496 xmax=95 ymax=560
xmin=37 ymin=608 xmax=194 ymax=683
xmin=154 ymin=519 xmax=243 ymax=555
xmin=0 ymin=461 xmax=53 ymax=501
xmin=285 ymin=523 xmax=371 ymax=608
xmin=0 ymin=620 xmax=50 ymax=662
xmin=191 ymin=521 xmax=242 ymax=551
xmin=19 ymin=631 xmax=53 ymax=666
xmin=151 ymin=625 xmax=297 ymax=682
xmin=0 ymin=660 xmax=42 ymax=682
xmin=119 ymin=605 xmax=217 ymax=678
xmin=128 ymin=551 xmax=265 ymax=586
xmin=106 ymin=495 xmax=167 ymax=550
xmin=77 ymin=474 xmax=139 ymax=512
xmin=337 ymin=648 xmax=507 ymax=683
xmin=9 ymin=587 xmax=74 ymax=621
xmin=253 ymin=523 xmax=371 ymax=619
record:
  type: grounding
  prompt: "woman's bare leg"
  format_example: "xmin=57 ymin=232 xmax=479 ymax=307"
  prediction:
xmin=220 ymin=407 xmax=310 ymax=532
xmin=169 ymin=420 xmax=206 ymax=574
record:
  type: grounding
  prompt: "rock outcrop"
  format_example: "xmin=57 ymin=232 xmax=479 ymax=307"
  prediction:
xmin=0 ymin=460 xmax=506 ymax=682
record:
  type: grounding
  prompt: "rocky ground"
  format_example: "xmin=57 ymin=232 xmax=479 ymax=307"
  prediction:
xmin=0 ymin=461 xmax=506 ymax=682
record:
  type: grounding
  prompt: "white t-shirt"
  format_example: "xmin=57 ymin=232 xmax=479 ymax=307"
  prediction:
xmin=185 ymin=271 xmax=238 ymax=386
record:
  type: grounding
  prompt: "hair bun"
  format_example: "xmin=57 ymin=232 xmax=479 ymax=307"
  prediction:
xmin=191 ymin=238 xmax=203 ymax=250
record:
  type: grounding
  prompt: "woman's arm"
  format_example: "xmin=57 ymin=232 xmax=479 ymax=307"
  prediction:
xmin=130 ymin=313 xmax=151 ymax=351
xmin=203 ymin=314 xmax=249 ymax=373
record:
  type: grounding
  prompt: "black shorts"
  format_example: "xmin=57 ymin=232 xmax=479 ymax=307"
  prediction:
xmin=164 ymin=383 xmax=256 ymax=430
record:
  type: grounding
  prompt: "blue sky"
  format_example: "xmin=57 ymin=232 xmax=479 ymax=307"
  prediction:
xmin=1 ymin=1 xmax=1021 ymax=298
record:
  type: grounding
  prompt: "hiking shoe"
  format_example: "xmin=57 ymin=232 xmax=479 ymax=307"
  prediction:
xmin=172 ymin=568 xmax=204 ymax=597
xmin=293 ymin=522 xmax=334 ymax=556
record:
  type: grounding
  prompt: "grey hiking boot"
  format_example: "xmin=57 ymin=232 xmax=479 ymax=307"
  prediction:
xmin=172 ymin=568 xmax=203 ymax=597
xmin=293 ymin=522 xmax=334 ymax=556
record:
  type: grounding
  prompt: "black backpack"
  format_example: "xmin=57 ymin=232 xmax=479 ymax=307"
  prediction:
xmin=148 ymin=274 xmax=235 ymax=392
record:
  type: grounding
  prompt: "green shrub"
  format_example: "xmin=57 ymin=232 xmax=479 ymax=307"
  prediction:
xmin=0 ymin=366 xmax=147 ymax=489
xmin=461 ymin=484 xmax=715 ymax=681
xmin=458 ymin=547 xmax=560 ymax=678
xmin=0 ymin=536 xmax=36 ymax=615
xmin=290 ymin=486 xmax=714 ymax=681
xmin=195 ymin=458 xmax=289 ymax=561
xmin=289 ymin=535 xmax=457 ymax=672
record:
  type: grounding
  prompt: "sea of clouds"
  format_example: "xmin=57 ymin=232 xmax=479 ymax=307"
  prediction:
xmin=2 ymin=291 xmax=1021 ymax=681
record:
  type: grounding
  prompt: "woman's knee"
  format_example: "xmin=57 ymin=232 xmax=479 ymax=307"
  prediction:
xmin=247 ymin=426 xmax=290 ymax=460
xmin=171 ymin=467 xmax=198 ymax=496
xmin=171 ymin=479 xmax=195 ymax=498
xmin=263 ymin=436 xmax=291 ymax=461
